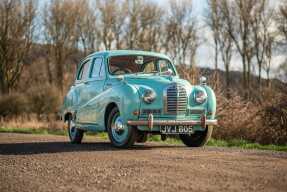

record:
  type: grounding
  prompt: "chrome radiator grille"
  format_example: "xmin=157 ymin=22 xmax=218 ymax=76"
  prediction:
xmin=164 ymin=84 xmax=187 ymax=114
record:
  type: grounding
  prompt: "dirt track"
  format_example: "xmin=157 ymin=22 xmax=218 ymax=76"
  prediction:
xmin=0 ymin=133 xmax=286 ymax=192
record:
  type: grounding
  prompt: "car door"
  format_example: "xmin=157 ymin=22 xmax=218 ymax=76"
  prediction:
xmin=73 ymin=59 xmax=91 ymax=109
xmin=77 ymin=56 xmax=106 ymax=123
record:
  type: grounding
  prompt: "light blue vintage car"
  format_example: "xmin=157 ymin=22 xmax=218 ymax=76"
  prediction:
xmin=61 ymin=50 xmax=217 ymax=148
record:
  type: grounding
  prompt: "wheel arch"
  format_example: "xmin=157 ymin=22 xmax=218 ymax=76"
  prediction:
xmin=63 ymin=111 xmax=76 ymax=122
xmin=64 ymin=112 xmax=73 ymax=122
xmin=104 ymin=102 xmax=119 ymax=131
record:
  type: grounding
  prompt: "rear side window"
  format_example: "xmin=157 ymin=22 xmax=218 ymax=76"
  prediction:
xmin=77 ymin=60 xmax=90 ymax=80
xmin=90 ymin=57 xmax=103 ymax=78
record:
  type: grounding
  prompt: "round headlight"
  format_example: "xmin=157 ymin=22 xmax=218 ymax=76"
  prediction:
xmin=143 ymin=89 xmax=156 ymax=104
xmin=194 ymin=91 xmax=207 ymax=104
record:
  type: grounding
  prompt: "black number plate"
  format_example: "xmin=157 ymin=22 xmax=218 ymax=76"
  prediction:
xmin=160 ymin=125 xmax=193 ymax=134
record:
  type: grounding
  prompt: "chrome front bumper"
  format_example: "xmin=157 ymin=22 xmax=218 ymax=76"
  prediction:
xmin=127 ymin=114 xmax=218 ymax=129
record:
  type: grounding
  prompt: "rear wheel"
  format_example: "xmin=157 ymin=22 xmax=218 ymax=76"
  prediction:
xmin=107 ymin=107 xmax=137 ymax=148
xmin=67 ymin=115 xmax=84 ymax=144
xmin=179 ymin=126 xmax=213 ymax=147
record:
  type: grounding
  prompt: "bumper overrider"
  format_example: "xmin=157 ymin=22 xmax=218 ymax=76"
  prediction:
xmin=127 ymin=114 xmax=218 ymax=129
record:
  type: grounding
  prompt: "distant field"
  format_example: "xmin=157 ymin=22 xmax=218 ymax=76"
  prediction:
xmin=0 ymin=127 xmax=286 ymax=152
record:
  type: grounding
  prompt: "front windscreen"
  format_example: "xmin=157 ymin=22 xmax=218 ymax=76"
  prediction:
xmin=108 ymin=55 xmax=176 ymax=76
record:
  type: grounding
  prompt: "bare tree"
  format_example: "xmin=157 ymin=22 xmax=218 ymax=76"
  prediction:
xmin=125 ymin=0 xmax=141 ymax=49
xmin=278 ymin=60 xmax=287 ymax=82
xmin=137 ymin=1 xmax=164 ymax=51
xmin=206 ymin=0 xmax=233 ymax=95
xmin=124 ymin=0 xmax=164 ymax=50
xmin=278 ymin=0 xmax=287 ymax=42
xmin=0 ymin=0 xmax=35 ymax=94
xmin=220 ymin=0 xmax=258 ymax=96
xmin=251 ymin=0 xmax=274 ymax=90
xmin=206 ymin=0 xmax=220 ymax=87
xmin=218 ymin=20 xmax=234 ymax=96
xmin=43 ymin=0 xmax=79 ymax=92
xmin=164 ymin=0 xmax=198 ymax=66
xmin=277 ymin=0 xmax=287 ymax=83
xmin=97 ymin=0 xmax=127 ymax=50
xmin=264 ymin=34 xmax=274 ymax=87
xmin=276 ymin=0 xmax=287 ymax=81
xmin=76 ymin=0 xmax=99 ymax=55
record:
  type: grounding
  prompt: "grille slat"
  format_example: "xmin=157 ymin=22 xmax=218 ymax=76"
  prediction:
xmin=167 ymin=101 xmax=187 ymax=103
xmin=164 ymin=84 xmax=187 ymax=114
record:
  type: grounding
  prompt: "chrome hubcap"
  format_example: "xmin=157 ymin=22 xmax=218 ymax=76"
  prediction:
xmin=112 ymin=116 xmax=124 ymax=133
xmin=111 ymin=113 xmax=128 ymax=143
xmin=69 ymin=119 xmax=76 ymax=138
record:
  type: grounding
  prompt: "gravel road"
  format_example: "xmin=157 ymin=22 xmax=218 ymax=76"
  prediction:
xmin=0 ymin=133 xmax=286 ymax=192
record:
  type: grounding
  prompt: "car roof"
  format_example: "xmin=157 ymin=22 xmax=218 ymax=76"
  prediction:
xmin=87 ymin=50 xmax=171 ymax=60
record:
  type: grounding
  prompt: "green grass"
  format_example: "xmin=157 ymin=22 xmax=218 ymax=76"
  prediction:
xmin=147 ymin=135 xmax=287 ymax=151
xmin=0 ymin=127 xmax=66 ymax=135
xmin=147 ymin=135 xmax=181 ymax=144
xmin=207 ymin=138 xmax=287 ymax=152
xmin=0 ymin=127 xmax=286 ymax=152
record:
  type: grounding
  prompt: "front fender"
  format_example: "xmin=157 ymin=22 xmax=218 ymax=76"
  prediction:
xmin=202 ymin=85 xmax=216 ymax=119
xmin=105 ymin=82 xmax=141 ymax=125
xmin=119 ymin=83 xmax=141 ymax=123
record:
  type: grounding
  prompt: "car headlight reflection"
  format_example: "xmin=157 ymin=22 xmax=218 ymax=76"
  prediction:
xmin=194 ymin=91 xmax=207 ymax=104
xmin=143 ymin=89 xmax=156 ymax=104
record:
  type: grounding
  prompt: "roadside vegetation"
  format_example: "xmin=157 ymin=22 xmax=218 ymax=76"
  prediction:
xmin=0 ymin=0 xmax=287 ymax=147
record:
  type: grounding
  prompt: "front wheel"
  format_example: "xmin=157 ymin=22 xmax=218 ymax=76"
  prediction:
xmin=179 ymin=126 xmax=213 ymax=147
xmin=67 ymin=115 xmax=84 ymax=144
xmin=107 ymin=107 xmax=137 ymax=148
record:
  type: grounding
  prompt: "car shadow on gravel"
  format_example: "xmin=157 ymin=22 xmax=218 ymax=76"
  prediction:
xmin=0 ymin=142 xmax=184 ymax=155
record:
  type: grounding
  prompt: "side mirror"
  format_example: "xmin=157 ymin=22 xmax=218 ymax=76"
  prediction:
xmin=199 ymin=76 xmax=207 ymax=85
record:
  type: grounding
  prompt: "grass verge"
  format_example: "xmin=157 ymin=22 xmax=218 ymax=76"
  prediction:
xmin=207 ymin=138 xmax=287 ymax=152
xmin=0 ymin=127 xmax=286 ymax=152
xmin=0 ymin=127 xmax=66 ymax=135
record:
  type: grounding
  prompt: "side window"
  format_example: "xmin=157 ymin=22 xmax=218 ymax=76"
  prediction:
xmin=158 ymin=60 xmax=175 ymax=75
xmin=158 ymin=60 xmax=168 ymax=72
xmin=142 ymin=61 xmax=156 ymax=73
xmin=90 ymin=58 xmax=103 ymax=78
xmin=77 ymin=60 xmax=90 ymax=80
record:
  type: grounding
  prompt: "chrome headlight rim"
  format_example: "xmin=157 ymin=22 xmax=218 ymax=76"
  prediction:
xmin=142 ymin=89 xmax=156 ymax=104
xmin=194 ymin=90 xmax=207 ymax=104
